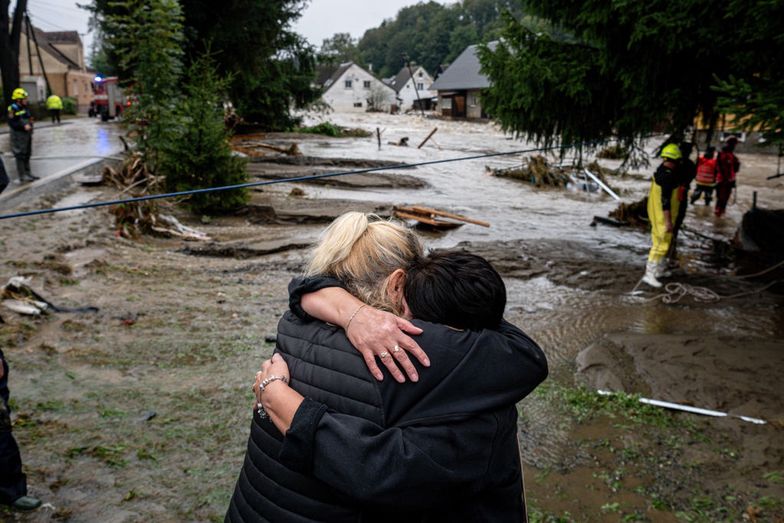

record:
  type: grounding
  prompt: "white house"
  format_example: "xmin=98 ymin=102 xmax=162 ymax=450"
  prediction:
xmin=318 ymin=62 xmax=395 ymax=113
xmin=388 ymin=64 xmax=436 ymax=111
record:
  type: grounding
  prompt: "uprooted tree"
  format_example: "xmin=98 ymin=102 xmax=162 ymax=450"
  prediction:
xmin=479 ymin=0 xmax=784 ymax=153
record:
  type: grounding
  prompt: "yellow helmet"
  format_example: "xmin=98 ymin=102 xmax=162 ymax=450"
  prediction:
xmin=661 ymin=143 xmax=682 ymax=161
xmin=12 ymin=88 xmax=28 ymax=100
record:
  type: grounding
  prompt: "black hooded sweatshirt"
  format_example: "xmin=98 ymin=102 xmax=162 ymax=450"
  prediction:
xmin=226 ymin=277 xmax=548 ymax=522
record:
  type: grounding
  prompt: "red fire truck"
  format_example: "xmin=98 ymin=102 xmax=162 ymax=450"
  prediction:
xmin=88 ymin=75 xmax=125 ymax=121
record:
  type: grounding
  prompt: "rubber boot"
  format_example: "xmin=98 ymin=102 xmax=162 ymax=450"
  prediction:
xmin=642 ymin=261 xmax=662 ymax=288
xmin=657 ymin=260 xmax=673 ymax=278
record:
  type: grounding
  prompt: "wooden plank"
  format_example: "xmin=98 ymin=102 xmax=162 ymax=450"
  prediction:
xmin=418 ymin=127 xmax=438 ymax=149
xmin=394 ymin=211 xmax=464 ymax=230
xmin=407 ymin=205 xmax=490 ymax=227
xmin=393 ymin=210 xmax=442 ymax=226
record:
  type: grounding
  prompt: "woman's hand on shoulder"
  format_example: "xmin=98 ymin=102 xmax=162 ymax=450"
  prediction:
xmin=346 ymin=306 xmax=430 ymax=383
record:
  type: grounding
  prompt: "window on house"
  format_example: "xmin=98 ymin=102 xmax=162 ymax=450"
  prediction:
xmin=417 ymin=83 xmax=424 ymax=90
xmin=363 ymin=80 xmax=371 ymax=88
xmin=418 ymin=72 xmax=423 ymax=77
xmin=354 ymin=102 xmax=363 ymax=108
xmin=345 ymin=80 xmax=352 ymax=88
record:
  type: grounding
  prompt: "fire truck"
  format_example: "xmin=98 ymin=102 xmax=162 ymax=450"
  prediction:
xmin=88 ymin=75 xmax=125 ymax=121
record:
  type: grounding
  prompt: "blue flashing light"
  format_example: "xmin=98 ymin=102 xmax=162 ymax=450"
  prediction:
xmin=94 ymin=75 xmax=104 ymax=83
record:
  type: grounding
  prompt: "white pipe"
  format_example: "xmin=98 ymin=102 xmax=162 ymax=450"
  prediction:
xmin=584 ymin=169 xmax=621 ymax=201
xmin=597 ymin=390 xmax=766 ymax=425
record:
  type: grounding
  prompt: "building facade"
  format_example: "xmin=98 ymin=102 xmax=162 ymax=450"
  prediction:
xmin=17 ymin=24 xmax=94 ymax=112
xmin=319 ymin=62 xmax=396 ymax=113
xmin=430 ymin=43 xmax=496 ymax=119
xmin=388 ymin=64 xmax=436 ymax=111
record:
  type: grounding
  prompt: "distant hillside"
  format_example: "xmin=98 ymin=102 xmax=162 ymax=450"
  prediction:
xmin=318 ymin=0 xmax=524 ymax=78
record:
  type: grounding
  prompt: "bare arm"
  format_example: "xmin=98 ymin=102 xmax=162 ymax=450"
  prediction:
xmin=300 ymin=287 xmax=430 ymax=383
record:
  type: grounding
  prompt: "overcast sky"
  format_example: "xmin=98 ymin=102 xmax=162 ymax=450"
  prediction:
xmin=295 ymin=1 xmax=453 ymax=48
xmin=18 ymin=0 xmax=454 ymax=64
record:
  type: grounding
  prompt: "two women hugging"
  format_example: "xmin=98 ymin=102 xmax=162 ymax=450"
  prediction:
xmin=226 ymin=212 xmax=548 ymax=522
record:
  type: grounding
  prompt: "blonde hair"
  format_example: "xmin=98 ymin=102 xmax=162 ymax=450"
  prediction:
xmin=306 ymin=212 xmax=422 ymax=311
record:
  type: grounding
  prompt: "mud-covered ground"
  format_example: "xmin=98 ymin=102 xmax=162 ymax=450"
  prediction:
xmin=1 ymin=117 xmax=782 ymax=522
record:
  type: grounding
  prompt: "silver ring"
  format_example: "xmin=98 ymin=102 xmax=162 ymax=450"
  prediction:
xmin=392 ymin=344 xmax=401 ymax=354
xmin=379 ymin=351 xmax=390 ymax=360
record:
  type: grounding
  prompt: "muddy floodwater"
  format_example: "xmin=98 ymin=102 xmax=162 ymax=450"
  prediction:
xmin=0 ymin=113 xmax=782 ymax=522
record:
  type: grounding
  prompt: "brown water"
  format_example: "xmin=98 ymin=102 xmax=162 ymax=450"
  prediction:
xmin=296 ymin=113 xmax=783 ymax=368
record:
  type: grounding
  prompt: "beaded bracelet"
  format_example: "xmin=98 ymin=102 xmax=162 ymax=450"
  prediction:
xmin=255 ymin=375 xmax=289 ymax=419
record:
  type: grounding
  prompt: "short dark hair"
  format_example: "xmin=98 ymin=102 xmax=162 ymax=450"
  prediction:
xmin=404 ymin=250 xmax=506 ymax=330
xmin=704 ymin=145 xmax=716 ymax=159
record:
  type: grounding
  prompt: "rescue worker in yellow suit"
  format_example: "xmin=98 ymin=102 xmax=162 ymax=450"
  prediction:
xmin=642 ymin=144 xmax=682 ymax=288
xmin=46 ymin=94 xmax=63 ymax=124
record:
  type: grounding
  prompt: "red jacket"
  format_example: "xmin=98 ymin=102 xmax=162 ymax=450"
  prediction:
xmin=695 ymin=156 xmax=717 ymax=186
xmin=716 ymin=151 xmax=740 ymax=183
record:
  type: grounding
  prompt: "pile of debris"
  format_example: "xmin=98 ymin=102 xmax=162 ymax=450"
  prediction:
xmin=488 ymin=155 xmax=572 ymax=187
xmin=596 ymin=144 xmax=628 ymax=160
xmin=103 ymin=153 xmax=210 ymax=241
xmin=608 ymin=197 xmax=648 ymax=226
xmin=231 ymin=134 xmax=302 ymax=157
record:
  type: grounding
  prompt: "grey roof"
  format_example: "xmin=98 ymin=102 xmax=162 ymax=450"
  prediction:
xmin=317 ymin=62 xmax=353 ymax=89
xmin=389 ymin=64 xmax=431 ymax=93
xmin=43 ymin=31 xmax=81 ymax=45
xmin=430 ymin=42 xmax=496 ymax=91
xmin=24 ymin=22 xmax=82 ymax=70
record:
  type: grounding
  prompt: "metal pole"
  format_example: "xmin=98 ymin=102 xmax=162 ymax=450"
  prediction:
xmin=583 ymin=168 xmax=621 ymax=200
xmin=403 ymin=54 xmax=425 ymax=117
xmin=25 ymin=15 xmax=33 ymax=75
xmin=26 ymin=13 xmax=51 ymax=96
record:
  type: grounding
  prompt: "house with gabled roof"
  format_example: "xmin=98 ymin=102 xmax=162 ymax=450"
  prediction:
xmin=317 ymin=62 xmax=395 ymax=113
xmin=430 ymin=43 xmax=497 ymax=119
xmin=388 ymin=64 xmax=436 ymax=111
xmin=16 ymin=21 xmax=94 ymax=111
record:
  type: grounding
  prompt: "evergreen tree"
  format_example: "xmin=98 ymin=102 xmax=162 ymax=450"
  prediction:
xmin=86 ymin=0 xmax=318 ymax=130
xmin=479 ymin=0 xmax=784 ymax=150
xmin=159 ymin=55 xmax=248 ymax=214
xmin=104 ymin=0 xmax=184 ymax=167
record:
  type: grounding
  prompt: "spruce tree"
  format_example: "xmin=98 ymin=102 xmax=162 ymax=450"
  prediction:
xmin=479 ymin=0 xmax=784 ymax=150
xmin=158 ymin=55 xmax=248 ymax=214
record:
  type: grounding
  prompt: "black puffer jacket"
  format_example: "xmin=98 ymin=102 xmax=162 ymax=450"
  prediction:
xmin=226 ymin=282 xmax=547 ymax=522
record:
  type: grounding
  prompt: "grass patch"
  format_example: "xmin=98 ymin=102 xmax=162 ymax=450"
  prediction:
xmin=537 ymin=383 xmax=678 ymax=427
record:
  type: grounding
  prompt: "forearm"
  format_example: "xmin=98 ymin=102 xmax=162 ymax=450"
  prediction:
xmin=301 ymin=287 xmax=365 ymax=328
xmin=261 ymin=381 xmax=304 ymax=434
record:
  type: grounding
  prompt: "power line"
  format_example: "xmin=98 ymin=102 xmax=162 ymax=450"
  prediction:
xmin=0 ymin=144 xmax=577 ymax=221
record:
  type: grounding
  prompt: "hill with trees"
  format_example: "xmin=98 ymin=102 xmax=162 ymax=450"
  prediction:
xmin=319 ymin=0 xmax=523 ymax=78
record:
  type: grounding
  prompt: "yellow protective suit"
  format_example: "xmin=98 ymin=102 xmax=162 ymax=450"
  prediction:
xmin=647 ymin=179 xmax=680 ymax=263
xmin=46 ymin=95 xmax=63 ymax=110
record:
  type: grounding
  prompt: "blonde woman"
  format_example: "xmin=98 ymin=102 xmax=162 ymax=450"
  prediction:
xmin=226 ymin=213 xmax=547 ymax=522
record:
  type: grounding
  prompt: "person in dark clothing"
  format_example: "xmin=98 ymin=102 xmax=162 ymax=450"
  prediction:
xmin=6 ymin=88 xmax=37 ymax=183
xmin=225 ymin=214 xmax=547 ymax=523
xmin=668 ymin=142 xmax=697 ymax=263
xmin=715 ymin=136 xmax=740 ymax=217
xmin=691 ymin=146 xmax=718 ymax=206
xmin=0 ymin=157 xmax=9 ymax=195
xmin=0 ymin=349 xmax=42 ymax=511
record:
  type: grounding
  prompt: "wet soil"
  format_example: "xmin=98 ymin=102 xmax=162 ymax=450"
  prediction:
xmin=1 ymin=117 xmax=783 ymax=522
